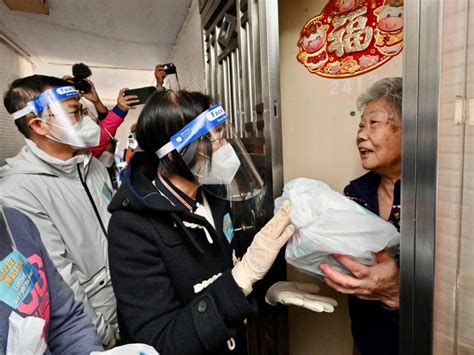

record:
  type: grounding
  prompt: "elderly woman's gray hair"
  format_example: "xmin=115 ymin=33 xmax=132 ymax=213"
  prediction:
xmin=357 ymin=77 xmax=402 ymax=119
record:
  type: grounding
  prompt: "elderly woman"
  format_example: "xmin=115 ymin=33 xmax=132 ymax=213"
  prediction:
xmin=320 ymin=77 xmax=402 ymax=355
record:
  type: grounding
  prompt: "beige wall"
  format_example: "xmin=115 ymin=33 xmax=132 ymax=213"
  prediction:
xmin=278 ymin=1 xmax=403 ymax=354
xmin=0 ymin=39 xmax=34 ymax=165
xmin=167 ymin=0 xmax=206 ymax=93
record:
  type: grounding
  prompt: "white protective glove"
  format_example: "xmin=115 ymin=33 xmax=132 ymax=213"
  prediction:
xmin=232 ymin=201 xmax=295 ymax=296
xmin=265 ymin=281 xmax=338 ymax=313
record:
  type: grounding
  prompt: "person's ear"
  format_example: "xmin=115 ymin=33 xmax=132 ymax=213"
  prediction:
xmin=28 ymin=118 xmax=49 ymax=136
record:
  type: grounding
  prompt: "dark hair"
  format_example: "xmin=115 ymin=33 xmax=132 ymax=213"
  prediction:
xmin=136 ymin=90 xmax=212 ymax=181
xmin=72 ymin=63 xmax=92 ymax=80
xmin=3 ymin=75 xmax=73 ymax=138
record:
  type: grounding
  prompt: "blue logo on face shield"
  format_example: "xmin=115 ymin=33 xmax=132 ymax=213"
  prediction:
xmin=30 ymin=86 xmax=80 ymax=116
xmin=171 ymin=104 xmax=228 ymax=152
xmin=155 ymin=104 xmax=229 ymax=159
xmin=206 ymin=105 xmax=225 ymax=121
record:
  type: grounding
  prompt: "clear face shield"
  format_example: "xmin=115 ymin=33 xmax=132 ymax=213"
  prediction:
xmin=11 ymin=86 xmax=101 ymax=148
xmin=156 ymin=104 xmax=264 ymax=201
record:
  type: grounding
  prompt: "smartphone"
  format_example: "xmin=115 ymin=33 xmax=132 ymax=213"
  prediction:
xmin=124 ymin=86 xmax=156 ymax=106
xmin=74 ymin=79 xmax=91 ymax=93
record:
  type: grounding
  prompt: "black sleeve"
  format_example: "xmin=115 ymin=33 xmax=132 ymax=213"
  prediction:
xmin=97 ymin=110 xmax=109 ymax=121
xmin=108 ymin=210 xmax=256 ymax=354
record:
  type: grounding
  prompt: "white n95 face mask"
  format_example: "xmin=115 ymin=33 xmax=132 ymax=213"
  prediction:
xmin=46 ymin=115 xmax=101 ymax=148
xmin=128 ymin=138 xmax=138 ymax=150
xmin=196 ymin=143 xmax=241 ymax=185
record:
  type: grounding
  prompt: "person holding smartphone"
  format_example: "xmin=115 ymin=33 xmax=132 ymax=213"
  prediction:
xmin=155 ymin=64 xmax=168 ymax=91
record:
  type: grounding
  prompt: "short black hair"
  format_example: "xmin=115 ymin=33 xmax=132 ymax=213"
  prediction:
xmin=136 ymin=90 xmax=212 ymax=181
xmin=72 ymin=63 xmax=92 ymax=81
xmin=3 ymin=75 xmax=73 ymax=138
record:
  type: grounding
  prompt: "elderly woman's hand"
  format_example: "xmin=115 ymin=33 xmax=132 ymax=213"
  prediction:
xmin=320 ymin=251 xmax=400 ymax=309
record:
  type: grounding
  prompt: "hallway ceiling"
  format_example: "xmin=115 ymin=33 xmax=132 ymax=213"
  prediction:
xmin=0 ymin=0 xmax=194 ymax=99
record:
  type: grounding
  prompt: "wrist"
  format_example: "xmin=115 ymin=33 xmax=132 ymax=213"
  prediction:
xmin=381 ymin=293 xmax=400 ymax=309
xmin=112 ymin=105 xmax=127 ymax=118
xmin=231 ymin=263 xmax=252 ymax=296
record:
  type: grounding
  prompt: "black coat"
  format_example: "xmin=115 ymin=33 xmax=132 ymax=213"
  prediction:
xmin=107 ymin=152 xmax=256 ymax=355
xmin=344 ymin=171 xmax=400 ymax=355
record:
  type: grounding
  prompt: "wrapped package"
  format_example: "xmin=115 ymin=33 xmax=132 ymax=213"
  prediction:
xmin=275 ymin=178 xmax=400 ymax=277
xmin=91 ymin=343 xmax=159 ymax=355
xmin=7 ymin=312 xmax=46 ymax=355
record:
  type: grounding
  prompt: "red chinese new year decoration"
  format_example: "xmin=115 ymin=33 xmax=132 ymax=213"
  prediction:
xmin=297 ymin=0 xmax=404 ymax=78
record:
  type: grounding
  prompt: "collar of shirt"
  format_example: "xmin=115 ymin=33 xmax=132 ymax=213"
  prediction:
xmin=347 ymin=171 xmax=401 ymax=231
xmin=154 ymin=171 xmax=203 ymax=212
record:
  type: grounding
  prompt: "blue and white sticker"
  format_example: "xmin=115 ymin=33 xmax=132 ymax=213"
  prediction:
xmin=222 ymin=213 xmax=234 ymax=244
xmin=171 ymin=104 xmax=228 ymax=152
xmin=29 ymin=86 xmax=80 ymax=116
xmin=0 ymin=249 xmax=39 ymax=309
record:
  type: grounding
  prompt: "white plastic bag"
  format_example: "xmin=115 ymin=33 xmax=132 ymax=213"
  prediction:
xmin=7 ymin=312 xmax=47 ymax=355
xmin=91 ymin=343 xmax=159 ymax=355
xmin=275 ymin=178 xmax=400 ymax=277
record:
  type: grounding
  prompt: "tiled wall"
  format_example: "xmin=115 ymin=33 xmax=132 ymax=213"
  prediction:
xmin=0 ymin=40 xmax=33 ymax=164
xmin=166 ymin=0 xmax=206 ymax=93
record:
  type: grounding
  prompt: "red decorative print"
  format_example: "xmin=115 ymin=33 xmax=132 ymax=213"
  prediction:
xmin=297 ymin=0 xmax=403 ymax=78
xmin=17 ymin=254 xmax=50 ymax=338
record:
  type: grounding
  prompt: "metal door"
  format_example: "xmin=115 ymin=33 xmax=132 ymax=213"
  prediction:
xmin=402 ymin=0 xmax=474 ymax=354
xmin=198 ymin=0 xmax=287 ymax=354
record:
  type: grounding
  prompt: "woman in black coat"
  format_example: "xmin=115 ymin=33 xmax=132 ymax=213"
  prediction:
xmin=107 ymin=90 xmax=294 ymax=354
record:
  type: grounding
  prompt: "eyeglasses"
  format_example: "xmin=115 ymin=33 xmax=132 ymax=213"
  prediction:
xmin=41 ymin=109 xmax=85 ymax=122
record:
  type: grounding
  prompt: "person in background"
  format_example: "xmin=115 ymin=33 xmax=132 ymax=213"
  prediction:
xmin=154 ymin=64 xmax=167 ymax=92
xmin=107 ymin=90 xmax=295 ymax=354
xmin=85 ymin=86 xmax=137 ymax=159
xmin=120 ymin=63 xmax=168 ymax=164
xmin=0 ymin=75 xmax=120 ymax=348
xmin=123 ymin=122 xmax=138 ymax=163
xmin=68 ymin=62 xmax=108 ymax=122
xmin=63 ymin=66 xmax=138 ymax=159
xmin=0 ymin=202 xmax=103 ymax=354
xmin=320 ymin=77 xmax=402 ymax=355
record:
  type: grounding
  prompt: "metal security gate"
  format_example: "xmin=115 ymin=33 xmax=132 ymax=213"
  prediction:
xmin=199 ymin=0 xmax=287 ymax=354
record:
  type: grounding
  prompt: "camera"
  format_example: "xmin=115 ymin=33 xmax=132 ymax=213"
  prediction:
xmin=73 ymin=79 xmax=91 ymax=93
xmin=163 ymin=63 xmax=177 ymax=75
xmin=72 ymin=63 xmax=92 ymax=93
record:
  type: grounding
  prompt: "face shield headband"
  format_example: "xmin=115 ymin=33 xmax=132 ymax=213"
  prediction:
xmin=11 ymin=86 xmax=80 ymax=120
xmin=10 ymin=86 xmax=101 ymax=149
xmin=156 ymin=104 xmax=227 ymax=159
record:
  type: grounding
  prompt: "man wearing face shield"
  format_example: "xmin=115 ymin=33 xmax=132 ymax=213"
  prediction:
xmin=0 ymin=75 xmax=119 ymax=348
xmin=107 ymin=90 xmax=294 ymax=354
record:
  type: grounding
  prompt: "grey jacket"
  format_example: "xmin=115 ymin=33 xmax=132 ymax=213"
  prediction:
xmin=0 ymin=139 xmax=117 ymax=347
